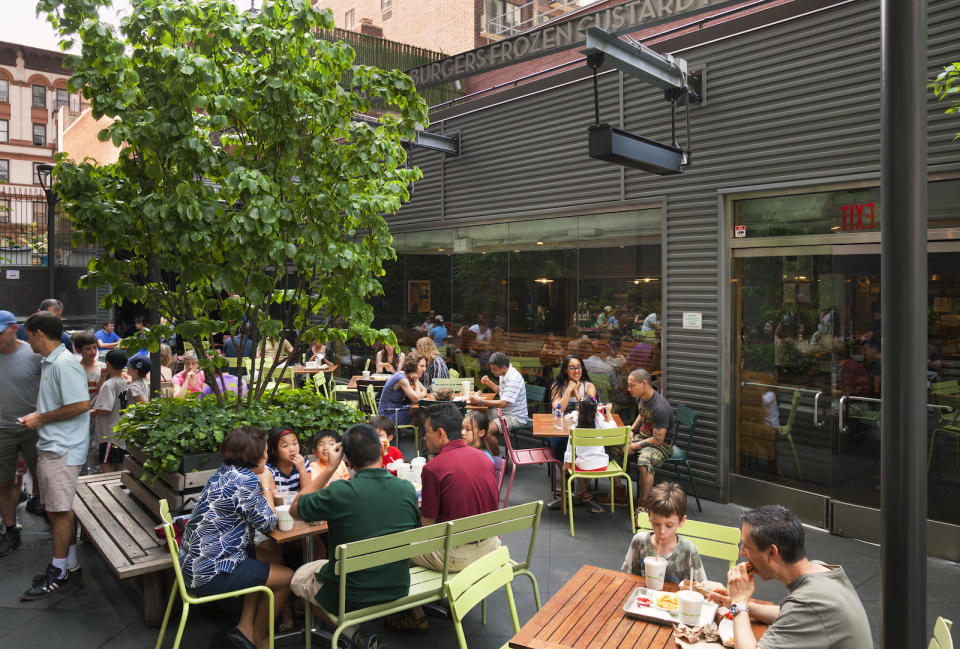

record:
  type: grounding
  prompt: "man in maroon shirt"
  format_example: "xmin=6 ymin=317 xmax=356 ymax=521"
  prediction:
xmin=414 ymin=403 xmax=500 ymax=572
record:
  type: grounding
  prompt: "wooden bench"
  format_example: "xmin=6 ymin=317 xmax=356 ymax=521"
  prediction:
xmin=73 ymin=473 xmax=172 ymax=626
xmin=314 ymin=500 xmax=543 ymax=649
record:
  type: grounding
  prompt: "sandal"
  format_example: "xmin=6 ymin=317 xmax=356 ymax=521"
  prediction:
xmin=385 ymin=608 xmax=430 ymax=635
xmin=584 ymin=499 xmax=606 ymax=514
xmin=277 ymin=618 xmax=295 ymax=633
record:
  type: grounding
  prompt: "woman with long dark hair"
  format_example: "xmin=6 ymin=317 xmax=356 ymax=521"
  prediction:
xmin=548 ymin=354 xmax=598 ymax=464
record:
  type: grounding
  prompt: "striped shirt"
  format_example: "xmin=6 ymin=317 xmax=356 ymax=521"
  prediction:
xmin=497 ymin=365 xmax=529 ymax=422
xmin=268 ymin=460 xmax=311 ymax=493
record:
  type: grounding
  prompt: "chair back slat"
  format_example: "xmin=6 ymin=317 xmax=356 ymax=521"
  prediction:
xmin=445 ymin=547 xmax=515 ymax=622
xmin=928 ymin=616 xmax=953 ymax=649
xmin=336 ymin=522 xmax=450 ymax=574
xmin=637 ymin=512 xmax=741 ymax=570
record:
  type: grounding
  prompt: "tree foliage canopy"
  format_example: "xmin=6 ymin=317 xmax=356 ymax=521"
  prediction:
xmin=933 ymin=60 xmax=960 ymax=140
xmin=39 ymin=0 xmax=427 ymax=403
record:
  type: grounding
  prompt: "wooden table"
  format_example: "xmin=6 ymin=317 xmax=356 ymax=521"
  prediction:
xmin=532 ymin=413 xmax=624 ymax=437
xmin=291 ymin=364 xmax=339 ymax=375
xmin=346 ymin=374 xmax=391 ymax=389
xmin=268 ymin=517 xmax=329 ymax=647
xmin=409 ymin=393 xmax=495 ymax=411
xmin=509 ymin=565 xmax=767 ymax=649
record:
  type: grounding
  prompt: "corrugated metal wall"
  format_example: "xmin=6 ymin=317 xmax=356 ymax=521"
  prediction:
xmin=390 ymin=0 xmax=960 ymax=500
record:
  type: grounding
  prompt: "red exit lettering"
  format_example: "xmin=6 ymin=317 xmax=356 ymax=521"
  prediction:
xmin=840 ymin=203 xmax=875 ymax=231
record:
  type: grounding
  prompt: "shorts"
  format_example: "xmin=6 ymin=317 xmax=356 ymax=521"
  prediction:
xmin=0 ymin=427 xmax=39 ymax=483
xmin=37 ymin=450 xmax=83 ymax=512
xmin=99 ymin=443 xmax=126 ymax=465
xmin=291 ymin=559 xmax=329 ymax=605
xmin=489 ymin=412 xmax=530 ymax=435
xmin=636 ymin=443 xmax=673 ymax=473
xmin=188 ymin=557 xmax=271 ymax=598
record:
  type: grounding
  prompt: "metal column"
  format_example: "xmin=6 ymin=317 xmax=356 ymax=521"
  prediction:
xmin=880 ymin=2 xmax=926 ymax=648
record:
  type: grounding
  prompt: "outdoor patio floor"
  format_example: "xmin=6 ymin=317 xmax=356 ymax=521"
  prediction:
xmin=1 ymin=436 xmax=957 ymax=649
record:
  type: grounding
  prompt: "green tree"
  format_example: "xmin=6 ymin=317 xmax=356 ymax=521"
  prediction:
xmin=39 ymin=0 xmax=427 ymax=404
xmin=933 ymin=61 xmax=960 ymax=140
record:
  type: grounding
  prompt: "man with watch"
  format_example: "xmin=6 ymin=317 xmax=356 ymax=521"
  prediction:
xmin=709 ymin=505 xmax=872 ymax=649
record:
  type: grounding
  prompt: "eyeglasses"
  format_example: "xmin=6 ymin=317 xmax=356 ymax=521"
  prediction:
xmin=568 ymin=365 xmax=583 ymax=371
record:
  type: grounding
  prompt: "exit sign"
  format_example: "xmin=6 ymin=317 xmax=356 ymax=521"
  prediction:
xmin=839 ymin=202 xmax=876 ymax=231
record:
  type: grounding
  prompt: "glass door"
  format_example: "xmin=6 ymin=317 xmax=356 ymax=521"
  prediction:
xmin=733 ymin=246 xmax=960 ymax=527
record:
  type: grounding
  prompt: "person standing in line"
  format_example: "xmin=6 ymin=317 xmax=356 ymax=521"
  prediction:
xmin=17 ymin=299 xmax=74 ymax=352
xmin=18 ymin=311 xmax=91 ymax=599
xmin=0 ymin=310 xmax=43 ymax=557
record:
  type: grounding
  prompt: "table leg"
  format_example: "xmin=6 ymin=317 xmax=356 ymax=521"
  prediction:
xmin=142 ymin=571 xmax=165 ymax=628
xmin=304 ymin=536 xmax=313 ymax=649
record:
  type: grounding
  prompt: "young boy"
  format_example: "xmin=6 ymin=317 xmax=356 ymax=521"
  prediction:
xmin=73 ymin=331 xmax=105 ymax=401
xmin=369 ymin=415 xmax=404 ymax=473
xmin=310 ymin=429 xmax=350 ymax=486
xmin=127 ymin=356 xmax=152 ymax=405
xmin=621 ymin=481 xmax=707 ymax=584
xmin=91 ymin=350 xmax=129 ymax=473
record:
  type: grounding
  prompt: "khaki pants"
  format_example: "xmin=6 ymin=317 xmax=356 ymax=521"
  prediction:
xmin=411 ymin=536 xmax=501 ymax=573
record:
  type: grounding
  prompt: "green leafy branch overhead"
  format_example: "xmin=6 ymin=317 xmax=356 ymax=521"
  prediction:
xmin=933 ymin=60 xmax=960 ymax=140
xmin=38 ymin=0 xmax=428 ymax=404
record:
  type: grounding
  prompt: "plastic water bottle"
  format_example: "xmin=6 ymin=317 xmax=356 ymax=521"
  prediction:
xmin=555 ymin=403 xmax=563 ymax=429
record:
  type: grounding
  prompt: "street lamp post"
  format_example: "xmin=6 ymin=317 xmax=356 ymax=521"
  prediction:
xmin=36 ymin=163 xmax=57 ymax=299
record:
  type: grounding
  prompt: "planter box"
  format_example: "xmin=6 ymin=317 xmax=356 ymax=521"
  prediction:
xmin=123 ymin=445 xmax=218 ymax=517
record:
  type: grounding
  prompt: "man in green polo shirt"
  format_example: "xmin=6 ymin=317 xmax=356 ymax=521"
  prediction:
xmin=19 ymin=311 xmax=90 ymax=600
xmin=290 ymin=423 xmax=420 ymax=644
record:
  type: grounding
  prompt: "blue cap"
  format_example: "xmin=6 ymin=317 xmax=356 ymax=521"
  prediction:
xmin=0 ymin=310 xmax=17 ymax=333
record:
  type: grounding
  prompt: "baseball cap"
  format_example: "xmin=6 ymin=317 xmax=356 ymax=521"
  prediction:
xmin=0 ymin=310 xmax=16 ymax=333
xmin=434 ymin=315 xmax=444 ymax=322
xmin=129 ymin=356 xmax=152 ymax=375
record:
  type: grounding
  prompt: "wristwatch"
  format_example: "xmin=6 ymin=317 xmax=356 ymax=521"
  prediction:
xmin=730 ymin=603 xmax=750 ymax=617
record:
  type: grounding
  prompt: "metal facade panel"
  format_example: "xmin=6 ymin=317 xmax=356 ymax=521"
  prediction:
xmin=389 ymin=0 xmax=960 ymax=499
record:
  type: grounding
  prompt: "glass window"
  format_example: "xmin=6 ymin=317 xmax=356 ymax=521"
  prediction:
xmin=33 ymin=123 xmax=46 ymax=146
xmin=381 ymin=0 xmax=391 ymax=9
xmin=32 ymin=84 xmax=46 ymax=109
xmin=33 ymin=162 xmax=44 ymax=185
xmin=0 ymin=120 xmax=7 ymax=143
xmin=0 ymin=80 xmax=8 ymax=103
xmin=0 ymin=159 xmax=8 ymax=183
xmin=56 ymin=88 xmax=69 ymax=110
xmin=345 ymin=9 xmax=355 ymax=29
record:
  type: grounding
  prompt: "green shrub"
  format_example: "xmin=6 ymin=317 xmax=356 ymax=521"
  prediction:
xmin=116 ymin=388 xmax=363 ymax=477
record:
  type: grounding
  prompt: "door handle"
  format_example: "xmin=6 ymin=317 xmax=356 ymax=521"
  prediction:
xmin=838 ymin=395 xmax=847 ymax=433
xmin=814 ymin=391 xmax=824 ymax=429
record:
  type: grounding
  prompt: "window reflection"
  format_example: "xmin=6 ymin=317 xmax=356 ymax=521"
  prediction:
xmin=373 ymin=208 xmax=664 ymax=406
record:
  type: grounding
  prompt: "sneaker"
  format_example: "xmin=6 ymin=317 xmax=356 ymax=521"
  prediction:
xmin=0 ymin=531 xmax=22 ymax=557
xmin=350 ymin=631 xmax=380 ymax=649
xmin=21 ymin=563 xmax=76 ymax=600
xmin=25 ymin=495 xmax=45 ymax=515
xmin=32 ymin=565 xmax=81 ymax=581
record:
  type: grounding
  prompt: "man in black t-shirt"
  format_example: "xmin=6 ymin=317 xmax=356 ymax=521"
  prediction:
xmin=626 ymin=369 xmax=676 ymax=511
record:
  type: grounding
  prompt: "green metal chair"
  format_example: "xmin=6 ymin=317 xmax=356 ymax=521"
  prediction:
xmin=525 ymin=384 xmax=547 ymax=414
xmin=777 ymin=391 xmax=803 ymax=481
xmin=928 ymin=616 xmax=954 ymax=649
xmin=637 ymin=511 xmax=741 ymax=570
xmin=565 ymin=425 xmax=635 ymax=537
xmin=155 ymin=499 xmax=274 ymax=649
xmin=449 ymin=368 xmax=460 ymax=379
xmin=929 ymin=392 xmax=960 ymax=470
xmin=431 ymin=377 xmax=466 ymax=394
xmin=443 ymin=546 xmax=521 ymax=649
xmin=666 ymin=405 xmax=703 ymax=512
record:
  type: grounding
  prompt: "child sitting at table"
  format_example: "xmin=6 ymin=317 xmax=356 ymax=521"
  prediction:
xmin=562 ymin=396 xmax=613 ymax=513
xmin=462 ymin=411 xmax=498 ymax=462
xmin=369 ymin=416 xmax=404 ymax=473
xmin=310 ymin=429 xmax=350 ymax=486
xmin=621 ymin=481 xmax=707 ymax=584
xmin=266 ymin=426 xmax=310 ymax=493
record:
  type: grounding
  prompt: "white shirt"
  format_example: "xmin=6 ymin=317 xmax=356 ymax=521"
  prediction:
xmin=563 ymin=413 xmax=613 ymax=470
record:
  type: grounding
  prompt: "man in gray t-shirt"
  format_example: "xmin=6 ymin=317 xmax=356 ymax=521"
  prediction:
xmin=0 ymin=311 xmax=42 ymax=557
xmin=711 ymin=505 xmax=872 ymax=649
xmin=626 ymin=368 xmax=676 ymax=509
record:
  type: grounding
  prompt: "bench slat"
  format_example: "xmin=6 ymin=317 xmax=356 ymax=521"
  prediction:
xmin=90 ymin=479 xmax=159 ymax=554
xmin=83 ymin=480 xmax=151 ymax=562
xmin=106 ymin=481 xmax=163 ymax=542
xmin=73 ymin=494 xmax=136 ymax=574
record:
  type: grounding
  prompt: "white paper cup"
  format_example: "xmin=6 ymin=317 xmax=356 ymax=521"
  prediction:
xmin=276 ymin=505 xmax=294 ymax=531
xmin=678 ymin=590 xmax=704 ymax=624
xmin=396 ymin=463 xmax=410 ymax=480
xmin=306 ymin=361 xmax=317 ymax=369
xmin=644 ymin=556 xmax=667 ymax=591
xmin=461 ymin=380 xmax=471 ymax=396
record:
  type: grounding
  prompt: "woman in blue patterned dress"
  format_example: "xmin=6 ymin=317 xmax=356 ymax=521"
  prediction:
xmin=179 ymin=426 xmax=294 ymax=649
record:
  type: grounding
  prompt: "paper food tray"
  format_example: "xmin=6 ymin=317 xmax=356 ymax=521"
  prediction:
xmin=622 ymin=587 xmax=718 ymax=626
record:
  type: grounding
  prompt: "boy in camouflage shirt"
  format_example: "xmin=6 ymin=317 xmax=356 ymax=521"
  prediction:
xmin=622 ymin=482 xmax=707 ymax=584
